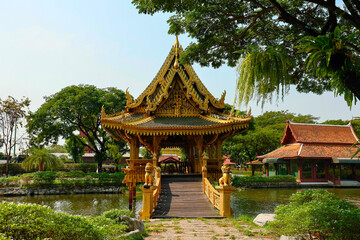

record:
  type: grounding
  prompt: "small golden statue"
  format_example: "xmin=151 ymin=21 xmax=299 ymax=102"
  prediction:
xmin=144 ymin=162 xmax=154 ymax=187
xmin=219 ymin=163 xmax=231 ymax=186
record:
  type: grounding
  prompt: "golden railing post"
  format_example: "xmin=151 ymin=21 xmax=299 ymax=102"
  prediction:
xmin=202 ymin=166 xmax=207 ymax=193
xmin=139 ymin=186 xmax=156 ymax=220
xmin=216 ymin=162 xmax=235 ymax=217
xmin=215 ymin=185 xmax=235 ymax=217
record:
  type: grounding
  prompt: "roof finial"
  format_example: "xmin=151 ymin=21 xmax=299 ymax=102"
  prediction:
xmin=174 ymin=35 xmax=180 ymax=70
xmin=101 ymin=105 xmax=106 ymax=118
xmin=247 ymin=107 xmax=252 ymax=118
xmin=174 ymin=35 xmax=179 ymax=49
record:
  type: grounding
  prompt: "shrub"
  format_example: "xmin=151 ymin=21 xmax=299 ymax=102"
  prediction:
xmin=0 ymin=201 xmax=104 ymax=240
xmin=32 ymin=171 xmax=57 ymax=184
xmin=59 ymin=163 xmax=97 ymax=173
xmin=67 ymin=170 xmax=87 ymax=178
xmin=268 ymin=190 xmax=360 ymax=240
xmin=102 ymin=209 xmax=135 ymax=220
xmin=0 ymin=163 xmax=26 ymax=176
xmin=0 ymin=176 xmax=20 ymax=187
xmin=231 ymin=175 xmax=296 ymax=187
xmin=0 ymin=202 xmax=133 ymax=240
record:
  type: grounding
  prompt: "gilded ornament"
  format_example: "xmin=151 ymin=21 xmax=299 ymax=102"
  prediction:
xmin=144 ymin=162 xmax=154 ymax=187
xmin=219 ymin=164 xmax=231 ymax=186
xmin=125 ymin=88 xmax=133 ymax=107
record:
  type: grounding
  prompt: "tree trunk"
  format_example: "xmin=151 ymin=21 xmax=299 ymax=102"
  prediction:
xmin=95 ymin=151 xmax=107 ymax=173
xmin=39 ymin=160 xmax=43 ymax=172
xmin=5 ymin=155 xmax=10 ymax=177
xmin=97 ymin=162 xmax=102 ymax=173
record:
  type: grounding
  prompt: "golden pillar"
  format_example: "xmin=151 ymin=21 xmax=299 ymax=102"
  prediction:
xmin=216 ymin=185 xmax=236 ymax=217
xmin=139 ymin=186 xmax=156 ymax=220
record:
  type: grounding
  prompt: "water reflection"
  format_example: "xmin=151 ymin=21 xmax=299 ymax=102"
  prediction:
xmin=1 ymin=188 xmax=359 ymax=218
xmin=0 ymin=193 xmax=143 ymax=217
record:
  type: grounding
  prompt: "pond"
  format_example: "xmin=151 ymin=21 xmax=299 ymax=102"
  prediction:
xmin=231 ymin=188 xmax=360 ymax=217
xmin=1 ymin=188 xmax=360 ymax=217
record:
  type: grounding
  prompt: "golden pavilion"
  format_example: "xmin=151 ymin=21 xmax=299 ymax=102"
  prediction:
xmin=101 ymin=37 xmax=251 ymax=216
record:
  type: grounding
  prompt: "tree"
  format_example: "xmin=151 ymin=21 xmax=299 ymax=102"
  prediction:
xmin=140 ymin=148 xmax=153 ymax=159
xmin=64 ymin=136 xmax=85 ymax=163
xmin=47 ymin=144 xmax=67 ymax=153
xmin=132 ymin=0 xmax=360 ymax=107
xmin=0 ymin=96 xmax=30 ymax=176
xmin=22 ymin=148 xmax=63 ymax=172
xmin=27 ymin=85 xmax=127 ymax=172
xmin=106 ymin=139 xmax=129 ymax=172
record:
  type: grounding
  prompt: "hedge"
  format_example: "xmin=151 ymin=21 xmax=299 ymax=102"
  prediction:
xmin=0 ymin=163 xmax=98 ymax=176
xmin=0 ymin=201 xmax=136 ymax=240
xmin=1 ymin=171 xmax=126 ymax=188
xmin=231 ymin=175 xmax=297 ymax=187
xmin=0 ymin=164 xmax=26 ymax=176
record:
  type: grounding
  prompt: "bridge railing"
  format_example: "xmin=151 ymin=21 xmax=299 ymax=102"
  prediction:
xmin=122 ymin=159 xmax=152 ymax=184
xmin=152 ymin=171 xmax=161 ymax=210
xmin=139 ymin=167 xmax=161 ymax=220
xmin=202 ymin=164 xmax=236 ymax=217
xmin=203 ymin=177 xmax=220 ymax=210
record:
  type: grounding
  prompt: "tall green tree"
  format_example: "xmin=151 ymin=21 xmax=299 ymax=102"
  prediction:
xmin=132 ymin=0 xmax=360 ymax=107
xmin=106 ymin=139 xmax=129 ymax=172
xmin=64 ymin=136 xmax=86 ymax=163
xmin=47 ymin=144 xmax=67 ymax=153
xmin=27 ymin=85 xmax=127 ymax=172
xmin=22 ymin=148 xmax=63 ymax=172
xmin=0 ymin=96 xmax=30 ymax=176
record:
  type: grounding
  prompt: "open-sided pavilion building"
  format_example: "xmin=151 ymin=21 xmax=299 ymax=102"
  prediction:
xmin=101 ymin=37 xmax=251 ymax=218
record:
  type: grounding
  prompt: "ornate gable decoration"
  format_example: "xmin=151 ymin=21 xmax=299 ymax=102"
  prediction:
xmin=125 ymin=36 xmax=226 ymax=115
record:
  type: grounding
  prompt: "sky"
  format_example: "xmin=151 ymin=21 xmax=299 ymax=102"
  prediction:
xmin=0 ymin=0 xmax=359 ymax=126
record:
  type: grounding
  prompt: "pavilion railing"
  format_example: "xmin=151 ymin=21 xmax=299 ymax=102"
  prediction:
xmin=203 ymin=177 xmax=220 ymax=210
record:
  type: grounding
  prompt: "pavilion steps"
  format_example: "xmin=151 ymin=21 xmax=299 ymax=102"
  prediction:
xmin=152 ymin=175 xmax=223 ymax=219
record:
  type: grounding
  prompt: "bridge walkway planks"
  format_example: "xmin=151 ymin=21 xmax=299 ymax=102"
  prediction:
xmin=151 ymin=175 xmax=222 ymax=218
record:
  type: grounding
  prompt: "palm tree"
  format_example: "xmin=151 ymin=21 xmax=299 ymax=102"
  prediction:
xmin=297 ymin=27 xmax=360 ymax=107
xmin=22 ymin=148 xmax=63 ymax=172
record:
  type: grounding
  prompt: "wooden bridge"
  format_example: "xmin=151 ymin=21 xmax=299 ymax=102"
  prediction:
xmin=152 ymin=175 xmax=222 ymax=218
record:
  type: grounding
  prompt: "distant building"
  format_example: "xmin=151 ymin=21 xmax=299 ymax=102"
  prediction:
xmin=255 ymin=121 xmax=360 ymax=183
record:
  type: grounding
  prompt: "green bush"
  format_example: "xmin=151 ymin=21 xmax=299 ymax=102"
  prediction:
xmin=10 ymin=171 xmax=125 ymax=188
xmin=231 ymin=170 xmax=263 ymax=176
xmin=0 ymin=202 xmax=135 ymax=240
xmin=268 ymin=190 xmax=360 ymax=240
xmin=66 ymin=170 xmax=87 ymax=178
xmin=0 ymin=201 xmax=104 ymax=239
xmin=0 ymin=176 xmax=20 ymax=187
xmin=58 ymin=163 xmax=97 ymax=173
xmin=231 ymin=175 xmax=296 ymax=187
xmin=102 ymin=209 xmax=135 ymax=220
xmin=32 ymin=171 xmax=57 ymax=184
xmin=0 ymin=163 xmax=26 ymax=176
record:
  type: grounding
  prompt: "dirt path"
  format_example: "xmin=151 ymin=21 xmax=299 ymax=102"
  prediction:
xmin=145 ymin=218 xmax=275 ymax=240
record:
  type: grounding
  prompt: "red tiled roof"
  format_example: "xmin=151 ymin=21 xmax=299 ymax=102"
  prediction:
xmin=281 ymin=122 xmax=358 ymax=145
xmin=258 ymin=143 xmax=360 ymax=160
xmin=258 ymin=144 xmax=301 ymax=159
xmin=299 ymin=144 xmax=360 ymax=158
xmin=246 ymin=160 xmax=264 ymax=165
xmin=158 ymin=156 xmax=180 ymax=163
